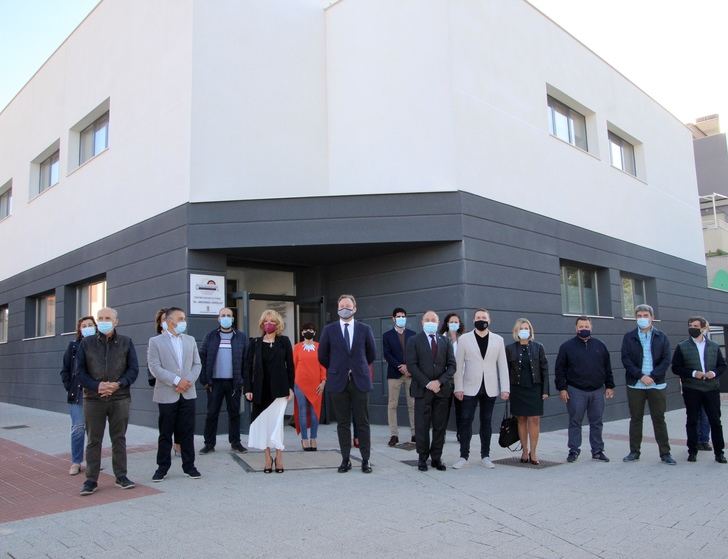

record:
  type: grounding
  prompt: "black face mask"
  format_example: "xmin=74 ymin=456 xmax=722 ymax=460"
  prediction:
xmin=302 ymin=331 xmax=315 ymax=340
xmin=689 ymin=327 xmax=702 ymax=339
xmin=474 ymin=320 xmax=489 ymax=332
xmin=577 ymin=329 xmax=591 ymax=339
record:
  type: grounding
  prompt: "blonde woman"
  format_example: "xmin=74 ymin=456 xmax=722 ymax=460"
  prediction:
xmin=244 ymin=310 xmax=294 ymax=473
xmin=505 ymin=318 xmax=549 ymax=465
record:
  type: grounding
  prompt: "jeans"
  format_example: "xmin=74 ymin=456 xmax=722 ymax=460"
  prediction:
xmin=69 ymin=402 xmax=85 ymax=465
xmin=294 ymin=385 xmax=319 ymax=440
xmin=566 ymin=386 xmax=605 ymax=454
xmin=457 ymin=392 xmax=496 ymax=459
xmin=699 ymin=407 xmax=711 ymax=444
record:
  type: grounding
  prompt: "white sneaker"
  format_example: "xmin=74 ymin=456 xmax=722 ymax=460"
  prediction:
xmin=452 ymin=457 xmax=468 ymax=469
xmin=69 ymin=463 xmax=81 ymax=476
xmin=481 ymin=457 xmax=495 ymax=469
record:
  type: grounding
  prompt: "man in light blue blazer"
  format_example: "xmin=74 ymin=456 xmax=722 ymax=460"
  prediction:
xmin=148 ymin=307 xmax=202 ymax=481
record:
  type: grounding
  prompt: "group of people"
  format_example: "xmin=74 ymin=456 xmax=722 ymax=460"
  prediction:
xmin=58 ymin=295 xmax=726 ymax=496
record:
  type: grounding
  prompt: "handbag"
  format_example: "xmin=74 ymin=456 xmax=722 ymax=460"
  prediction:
xmin=498 ymin=400 xmax=520 ymax=450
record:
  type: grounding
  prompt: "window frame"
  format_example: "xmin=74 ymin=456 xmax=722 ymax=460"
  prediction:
xmin=560 ymin=264 xmax=600 ymax=316
xmin=0 ymin=305 xmax=8 ymax=343
xmin=79 ymin=111 xmax=109 ymax=166
xmin=621 ymin=274 xmax=648 ymax=318
xmin=547 ymin=95 xmax=588 ymax=151
xmin=608 ymin=131 xmax=636 ymax=176
xmin=34 ymin=292 xmax=56 ymax=338
xmin=75 ymin=279 xmax=107 ymax=319
xmin=38 ymin=150 xmax=60 ymax=194
xmin=0 ymin=181 xmax=12 ymax=220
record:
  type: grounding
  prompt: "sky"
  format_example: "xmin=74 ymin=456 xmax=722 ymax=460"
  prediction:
xmin=0 ymin=0 xmax=726 ymax=130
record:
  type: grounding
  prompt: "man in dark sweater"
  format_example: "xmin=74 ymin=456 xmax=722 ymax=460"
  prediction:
xmin=672 ymin=316 xmax=727 ymax=463
xmin=555 ymin=316 xmax=615 ymax=463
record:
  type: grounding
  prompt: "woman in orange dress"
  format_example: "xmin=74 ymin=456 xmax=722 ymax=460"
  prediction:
xmin=293 ymin=323 xmax=327 ymax=450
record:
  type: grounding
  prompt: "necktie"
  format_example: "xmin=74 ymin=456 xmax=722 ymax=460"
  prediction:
xmin=430 ymin=335 xmax=437 ymax=360
xmin=344 ymin=323 xmax=351 ymax=350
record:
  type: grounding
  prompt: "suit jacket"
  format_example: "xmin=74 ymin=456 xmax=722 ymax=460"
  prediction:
xmin=406 ymin=331 xmax=456 ymax=398
xmin=318 ymin=319 xmax=377 ymax=393
xmin=454 ymin=330 xmax=510 ymax=397
xmin=382 ymin=327 xmax=417 ymax=379
xmin=243 ymin=335 xmax=294 ymax=404
xmin=147 ymin=333 xmax=202 ymax=404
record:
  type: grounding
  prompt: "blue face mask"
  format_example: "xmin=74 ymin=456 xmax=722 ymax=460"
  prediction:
xmin=448 ymin=322 xmax=460 ymax=332
xmin=636 ymin=317 xmax=651 ymax=329
xmin=161 ymin=321 xmax=168 ymax=331
xmin=219 ymin=316 xmax=234 ymax=329
xmin=423 ymin=322 xmax=438 ymax=335
xmin=395 ymin=317 xmax=407 ymax=328
xmin=518 ymin=329 xmax=530 ymax=340
xmin=175 ymin=321 xmax=187 ymax=335
xmin=97 ymin=321 xmax=114 ymax=335
xmin=81 ymin=326 xmax=96 ymax=338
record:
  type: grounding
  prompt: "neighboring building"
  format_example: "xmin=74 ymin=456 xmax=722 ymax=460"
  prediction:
xmin=1 ymin=0 xmax=725 ymax=433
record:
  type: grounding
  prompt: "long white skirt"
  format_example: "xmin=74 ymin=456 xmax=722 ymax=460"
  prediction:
xmin=248 ymin=397 xmax=288 ymax=450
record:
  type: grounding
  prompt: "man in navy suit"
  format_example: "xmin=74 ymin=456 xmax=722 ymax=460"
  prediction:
xmin=382 ymin=307 xmax=417 ymax=446
xmin=318 ymin=294 xmax=377 ymax=473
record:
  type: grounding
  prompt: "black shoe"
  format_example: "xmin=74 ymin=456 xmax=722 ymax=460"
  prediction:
xmin=411 ymin=436 xmax=416 ymax=443
xmin=152 ymin=469 xmax=166 ymax=482
xmin=337 ymin=459 xmax=352 ymax=473
xmin=660 ymin=453 xmax=677 ymax=465
xmin=417 ymin=461 xmax=428 ymax=472
xmin=716 ymin=453 xmax=727 ymax=464
xmin=388 ymin=435 xmax=399 ymax=447
xmin=115 ymin=476 xmax=136 ymax=489
xmin=592 ymin=452 xmax=610 ymax=462
xmin=687 ymin=452 xmax=697 ymax=462
xmin=185 ymin=468 xmax=202 ymax=479
xmin=199 ymin=445 xmax=215 ymax=455
xmin=361 ymin=460 xmax=373 ymax=473
xmin=567 ymin=451 xmax=579 ymax=463
xmin=80 ymin=480 xmax=98 ymax=496
xmin=431 ymin=460 xmax=447 ymax=471
xmin=623 ymin=451 xmax=640 ymax=462
xmin=231 ymin=442 xmax=247 ymax=453
xmin=698 ymin=442 xmax=713 ymax=451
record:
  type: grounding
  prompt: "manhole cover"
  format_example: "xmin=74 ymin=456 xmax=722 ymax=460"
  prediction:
xmin=492 ymin=456 xmax=563 ymax=469
xmin=233 ymin=449 xmax=358 ymax=472
xmin=2 ymin=425 xmax=29 ymax=430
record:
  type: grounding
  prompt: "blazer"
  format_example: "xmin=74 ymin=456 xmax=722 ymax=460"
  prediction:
xmin=318 ymin=319 xmax=377 ymax=393
xmin=147 ymin=333 xmax=202 ymax=404
xmin=454 ymin=330 xmax=510 ymax=397
xmin=199 ymin=327 xmax=248 ymax=388
xmin=620 ymin=327 xmax=671 ymax=386
xmin=382 ymin=327 xmax=417 ymax=379
xmin=406 ymin=331 xmax=456 ymax=399
xmin=243 ymin=335 xmax=294 ymax=404
xmin=506 ymin=340 xmax=550 ymax=394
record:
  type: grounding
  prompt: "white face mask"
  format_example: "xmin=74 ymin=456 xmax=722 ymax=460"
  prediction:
xmin=517 ymin=329 xmax=530 ymax=340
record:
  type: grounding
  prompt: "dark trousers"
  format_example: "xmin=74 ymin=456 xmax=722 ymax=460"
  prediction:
xmin=330 ymin=378 xmax=370 ymax=462
xmin=566 ymin=386 xmax=605 ymax=454
xmin=699 ymin=407 xmax=711 ymax=444
xmin=458 ymin=392 xmax=496 ymax=459
xmin=683 ymin=388 xmax=725 ymax=455
xmin=203 ymin=379 xmax=241 ymax=446
xmin=415 ymin=391 xmax=451 ymax=462
xmin=452 ymin=395 xmax=463 ymax=442
xmin=84 ymin=397 xmax=130 ymax=481
xmin=627 ymin=387 xmax=670 ymax=455
xmin=157 ymin=396 xmax=196 ymax=473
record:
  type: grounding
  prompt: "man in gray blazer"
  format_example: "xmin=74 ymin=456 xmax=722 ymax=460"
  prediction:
xmin=148 ymin=307 xmax=202 ymax=481
xmin=453 ymin=308 xmax=510 ymax=469
xmin=406 ymin=310 xmax=456 ymax=471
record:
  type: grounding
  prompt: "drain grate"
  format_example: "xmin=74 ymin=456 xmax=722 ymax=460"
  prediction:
xmin=394 ymin=442 xmax=416 ymax=451
xmin=233 ymin=449 xmax=359 ymax=472
xmin=492 ymin=456 xmax=563 ymax=469
xmin=2 ymin=425 xmax=30 ymax=430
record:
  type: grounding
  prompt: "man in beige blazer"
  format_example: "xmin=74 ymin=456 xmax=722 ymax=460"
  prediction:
xmin=453 ymin=308 xmax=510 ymax=469
xmin=148 ymin=307 xmax=202 ymax=481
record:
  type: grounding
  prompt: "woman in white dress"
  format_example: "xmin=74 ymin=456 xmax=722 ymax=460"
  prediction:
xmin=245 ymin=310 xmax=294 ymax=473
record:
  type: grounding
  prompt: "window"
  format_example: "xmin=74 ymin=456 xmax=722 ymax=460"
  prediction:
xmin=621 ymin=275 xmax=647 ymax=317
xmin=79 ymin=112 xmax=109 ymax=165
xmin=0 ymin=185 xmax=11 ymax=219
xmin=561 ymin=265 xmax=599 ymax=315
xmin=0 ymin=306 xmax=8 ymax=343
xmin=34 ymin=293 xmax=56 ymax=337
xmin=609 ymin=131 xmax=636 ymax=176
xmin=76 ymin=279 xmax=107 ymax=318
xmin=547 ymin=95 xmax=587 ymax=150
xmin=38 ymin=150 xmax=60 ymax=194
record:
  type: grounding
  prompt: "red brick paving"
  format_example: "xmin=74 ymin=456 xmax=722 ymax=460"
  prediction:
xmin=0 ymin=437 xmax=160 ymax=524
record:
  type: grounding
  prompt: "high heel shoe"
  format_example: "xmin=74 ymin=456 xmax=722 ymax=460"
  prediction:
xmin=310 ymin=439 xmax=317 ymax=452
xmin=520 ymin=452 xmax=529 ymax=464
xmin=274 ymin=456 xmax=284 ymax=473
xmin=529 ymin=453 xmax=540 ymax=466
xmin=263 ymin=456 xmax=273 ymax=474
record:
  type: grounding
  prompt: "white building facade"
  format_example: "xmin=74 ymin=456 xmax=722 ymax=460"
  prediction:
xmin=0 ymin=0 xmax=722 ymax=431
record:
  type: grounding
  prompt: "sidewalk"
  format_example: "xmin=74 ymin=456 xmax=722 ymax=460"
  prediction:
xmin=1 ymin=401 xmax=728 ymax=559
